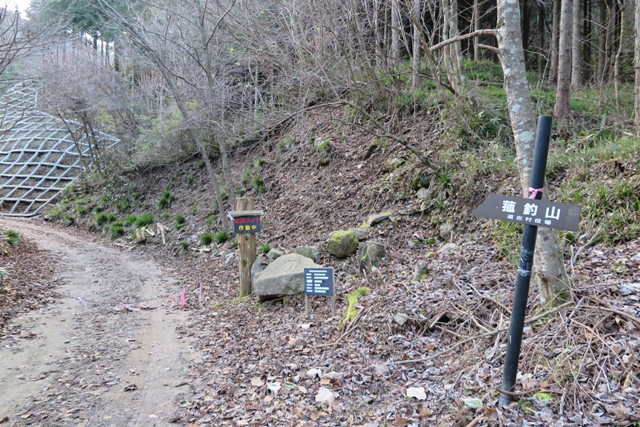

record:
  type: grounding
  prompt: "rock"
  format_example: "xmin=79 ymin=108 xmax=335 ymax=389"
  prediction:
xmin=412 ymin=261 xmax=428 ymax=282
xmin=362 ymin=141 xmax=379 ymax=160
xmin=417 ymin=187 xmax=429 ymax=200
xmin=290 ymin=245 xmax=321 ymax=262
xmin=618 ymin=283 xmax=640 ymax=296
xmin=394 ymin=313 xmax=409 ymax=326
xmin=439 ymin=222 xmax=454 ymax=240
xmin=267 ymin=248 xmax=284 ymax=260
xmin=366 ymin=211 xmax=392 ymax=226
xmin=224 ymin=252 xmax=235 ymax=266
xmin=358 ymin=241 xmax=385 ymax=273
xmin=306 ymin=368 xmax=322 ymax=379
xmin=254 ymin=254 xmax=322 ymax=297
xmin=406 ymin=386 xmax=427 ymax=400
xmin=251 ymin=254 xmax=266 ymax=284
xmin=351 ymin=225 xmax=370 ymax=241
xmin=327 ymin=230 xmax=359 ymax=258
xmin=315 ymin=387 xmax=336 ymax=404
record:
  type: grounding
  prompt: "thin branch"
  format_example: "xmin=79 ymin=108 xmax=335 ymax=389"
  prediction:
xmin=430 ymin=29 xmax=497 ymax=52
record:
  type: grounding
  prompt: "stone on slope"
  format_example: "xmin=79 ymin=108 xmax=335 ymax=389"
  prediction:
xmin=254 ymin=253 xmax=322 ymax=297
xmin=327 ymin=230 xmax=359 ymax=258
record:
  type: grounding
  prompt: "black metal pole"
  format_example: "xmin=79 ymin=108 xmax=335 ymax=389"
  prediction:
xmin=499 ymin=115 xmax=553 ymax=406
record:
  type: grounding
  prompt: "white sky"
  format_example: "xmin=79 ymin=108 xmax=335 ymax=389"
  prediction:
xmin=2 ymin=0 xmax=31 ymax=13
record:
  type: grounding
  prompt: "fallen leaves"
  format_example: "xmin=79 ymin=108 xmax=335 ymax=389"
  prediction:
xmin=314 ymin=387 xmax=336 ymax=404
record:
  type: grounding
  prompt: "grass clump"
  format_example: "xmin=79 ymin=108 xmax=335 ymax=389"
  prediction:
xmin=175 ymin=214 xmax=186 ymax=230
xmin=124 ymin=214 xmax=138 ymax=227
xmin=260 ymin=242 xmax=271 ymax=254
xmin=206 ymin=214 xmax=217 ymax=227
xmin=109 ymin=222 xmax=125 ymax=239
xmin=136 ymin=213 xmax=155 ymax=227
xmin=6 ymin=229 xmax=22 ymax=246
xmin=214 ymin=231 xmax=229 ymax=244
xmin=158 ymin=190 xmax=175 ymax=209
xmin=95 ymin=212 xmax=109 ymax=225
xmin=199 ymin=233 xmax=214 ymax=245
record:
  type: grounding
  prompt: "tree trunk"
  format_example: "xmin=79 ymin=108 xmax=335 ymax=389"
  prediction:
xmin=391 ymin=0 xmax=401 ymax=65
xmin=538 ymin=3 xmax=546 ymax=73
xmin=597 ymin=0 xmax=608 ymax=83
xmin=635 ymin=0 xmax=640 ymax=131
xmin=441 ymin=0 xmax=464 ymax=91
xmin=549 ymin=0 xmax=560 ymax=81
xmin=613 ymin=0 xmax=625 ymax=113
xmin=571 ymin=0 xmax=582 ymax=88
xmin=496 ymin=0 xmax=570 ymax=306
xmin=554 ymin=0 xmax=573 ymax=119
xmin=373 ymin=0 xmax=384 ymax=65
xmin=472 ymin=0 xmax=480 ymax=61
xmin=411 ymin=0 xmax=422 ymax=89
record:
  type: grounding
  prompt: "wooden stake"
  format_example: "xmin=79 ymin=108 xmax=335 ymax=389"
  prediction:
xmin=237 ymin=197 xmax=257 ymax=297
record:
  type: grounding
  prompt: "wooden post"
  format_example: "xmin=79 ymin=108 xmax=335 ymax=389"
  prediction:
xmin=236 ymin=197 xmax=257 ymax=297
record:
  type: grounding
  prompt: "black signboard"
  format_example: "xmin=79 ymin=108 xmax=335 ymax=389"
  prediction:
xmin=304 ymin=268 xmax=335 ymax=296
xmin=233 ymin=215 xmax=261 ymax=234
xmin=472 ymin=194 xmax=582 ymax=232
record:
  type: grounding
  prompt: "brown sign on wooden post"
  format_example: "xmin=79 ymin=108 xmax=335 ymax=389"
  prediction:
xmin=228 ymin=198 xmax=263 ymax=297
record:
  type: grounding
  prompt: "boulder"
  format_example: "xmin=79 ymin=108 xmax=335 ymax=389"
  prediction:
xmin=327 ymin=230 xmax=359 ymax=258
xmin=290 ymin=245 xmax=321 ymax=262
xmin=358 ymin=241 xmax=385 ymax=273
xmin=254 ymin=253 xmax=322 ymax=297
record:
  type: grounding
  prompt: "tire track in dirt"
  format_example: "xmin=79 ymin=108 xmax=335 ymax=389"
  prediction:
xmin=0 ymin=219 xmax=193 ymax=426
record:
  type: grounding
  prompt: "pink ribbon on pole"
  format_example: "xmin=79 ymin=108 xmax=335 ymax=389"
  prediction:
xmin=528 ymin=187 xmax=544 ymax=199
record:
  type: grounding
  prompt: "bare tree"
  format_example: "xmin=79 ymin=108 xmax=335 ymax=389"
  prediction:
xmin=441 ymin=0 xmax=464 ymax=92
xmin=410 ymin=0 xmax=422 ymax=89
xmin=635 ymin=0 xmax=640 ymax=131
xmin=570 ymin=0 xmax=581 ymax=88
xmin=97 ymin=0 xmax=230 ymax=231
xmin=554 ymin=0 xmax=573 ymax=119
xmin=496 ymin=0 xmax=570 ymax=306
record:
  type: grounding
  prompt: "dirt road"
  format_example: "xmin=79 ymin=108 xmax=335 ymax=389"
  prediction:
xmin=0 ymin=219 xmax=192 ymax=426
